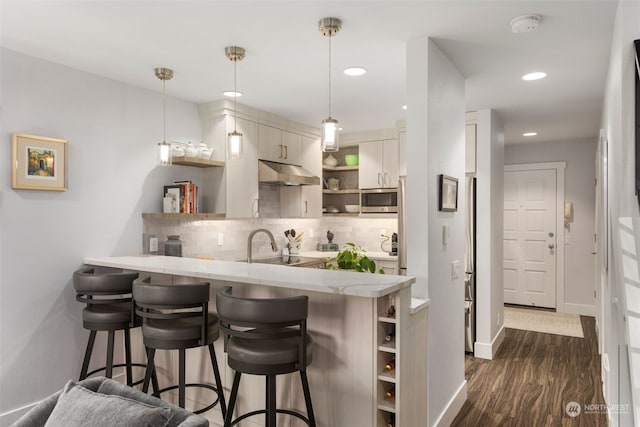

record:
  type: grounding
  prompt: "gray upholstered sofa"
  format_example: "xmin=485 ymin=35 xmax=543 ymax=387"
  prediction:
xmin=11 ymin=377 xmax=208 ymax=427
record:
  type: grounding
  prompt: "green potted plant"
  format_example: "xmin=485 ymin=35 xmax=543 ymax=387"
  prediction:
xmin=327 ymin=242 xmax=385 ymax=274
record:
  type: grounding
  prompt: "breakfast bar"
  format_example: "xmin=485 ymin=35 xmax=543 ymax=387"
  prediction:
xmin=84 ymin=255 xmax=429 ymax=427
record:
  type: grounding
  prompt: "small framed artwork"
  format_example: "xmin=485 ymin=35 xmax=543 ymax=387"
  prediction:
xmin=12 ymin=133 xmax=68 ymax=191
xmin=438 ymin=174 xmax=458 ymax=212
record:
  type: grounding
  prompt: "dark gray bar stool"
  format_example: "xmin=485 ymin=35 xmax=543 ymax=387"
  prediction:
xmin=216 ymin=286 xmax=316 ymax=427
xmin=73 ymin=267 xmax=157 ymax=390
xmin=133 ymin=277 xmax=226 ymax=417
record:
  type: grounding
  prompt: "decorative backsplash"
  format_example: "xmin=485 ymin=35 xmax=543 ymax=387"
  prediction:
xmin=143 ymin=216 xmax=398 ymax=261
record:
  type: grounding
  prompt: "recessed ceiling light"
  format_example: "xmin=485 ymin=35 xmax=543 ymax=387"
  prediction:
xmin=523 ymin=132 xmax=538 ymax=137
xmin=522 ymin=72 xmax=547 ymax=81
xmin=223 ymin=91 xmax=243 ymax=97
xmin=402 ymin=105 xmax=407 ymax=110
xmin=343 ymin=67 xmax=367 ymax=76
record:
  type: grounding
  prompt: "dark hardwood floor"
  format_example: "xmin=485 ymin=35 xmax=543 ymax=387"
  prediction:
xmin=452 ymin=316 xmax=607 ymax=427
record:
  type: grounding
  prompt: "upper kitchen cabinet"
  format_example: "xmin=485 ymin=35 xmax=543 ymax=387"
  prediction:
xmin=199 ymin=101 xmax=259 ymax=218
xmin=359 ymin=139 xmax=399 ymax=189
xmin=259 ymin=125 xmax=302 ymax=166
xmin=281 ymin=135 xmax=322 ymax=218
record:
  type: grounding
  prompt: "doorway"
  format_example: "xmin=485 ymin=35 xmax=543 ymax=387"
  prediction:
xmin=503 ymin=163 xmax=566 ymax=309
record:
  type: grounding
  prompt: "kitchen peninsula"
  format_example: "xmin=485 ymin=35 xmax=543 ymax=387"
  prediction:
xmin=84 ymin=255 xmax=429 ymax=427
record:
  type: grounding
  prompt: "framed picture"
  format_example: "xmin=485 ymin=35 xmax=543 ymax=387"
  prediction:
xmin=12 ymin=133 xmax=68 ymax=191
xmin=438 ymin=174 xmax=458 ymax=212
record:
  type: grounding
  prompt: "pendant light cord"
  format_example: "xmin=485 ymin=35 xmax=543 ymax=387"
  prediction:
xmin=162 ymin=78 xmax=166 ymax=143
xmin=234 ymin=57 xmax=238 ymax=133
xmin=328 ymin=33 xmax=332 ymax=118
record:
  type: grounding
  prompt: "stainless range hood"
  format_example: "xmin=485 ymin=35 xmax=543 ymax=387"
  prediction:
xmin=258 ymin=160 xmax=321 ymax=186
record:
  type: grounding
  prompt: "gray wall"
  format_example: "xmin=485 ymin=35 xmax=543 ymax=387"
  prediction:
xmin=600 ymin=1 xmax=640 ymax=425
xmin=407 ymin=37 xmax=466 ymax=427
xmin=0 ymin=49 xmax=202 ymax=424
xmin=505 ymin=138 xmax=597 ymax=311
xmin=474 ymin=109 xmax=504 ymax=358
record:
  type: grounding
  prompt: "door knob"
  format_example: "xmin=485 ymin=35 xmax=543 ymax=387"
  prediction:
xmin=548 ymin=243 xmax=555 ymax=249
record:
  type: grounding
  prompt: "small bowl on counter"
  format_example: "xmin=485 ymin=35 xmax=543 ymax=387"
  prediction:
xmin=344 ymin=154 xmax=359 ymax=166
xmin=344 ymin=204 xmax=360 ymax=213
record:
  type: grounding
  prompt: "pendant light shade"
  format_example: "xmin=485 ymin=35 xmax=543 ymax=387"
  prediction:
xmin=155 ymin=67 xmax=174 ymax=166
xmin=225 ymin=46 xmax=245 ymax=160
xmin=321 ymin=118 xmax=339 ymax=152
xmin=319 ymin=17 xmax=342 ymax=152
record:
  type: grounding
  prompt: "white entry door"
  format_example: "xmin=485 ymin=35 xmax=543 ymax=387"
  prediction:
xmin=503 ymin=169 xmax=557 ymax=308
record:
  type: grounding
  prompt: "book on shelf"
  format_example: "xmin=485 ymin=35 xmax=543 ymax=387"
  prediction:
xmin=164 ymin=181 xmax=198 ymax=214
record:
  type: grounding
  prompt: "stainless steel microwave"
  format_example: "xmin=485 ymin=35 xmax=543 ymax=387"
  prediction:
xmin=361 ymin=188 xmax=398 ymax=213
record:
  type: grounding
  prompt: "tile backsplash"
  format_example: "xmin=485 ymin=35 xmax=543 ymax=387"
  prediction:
xmin=144 ymin=216 xmax=398 ymax=261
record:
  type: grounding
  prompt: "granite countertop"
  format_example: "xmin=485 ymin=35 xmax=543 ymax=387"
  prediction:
xmin=84 ymin=255 xmax=414 ymax=298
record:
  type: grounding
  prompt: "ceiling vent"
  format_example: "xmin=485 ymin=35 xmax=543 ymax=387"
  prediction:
xmin=510 ymin=14 xmax=541 ymax=34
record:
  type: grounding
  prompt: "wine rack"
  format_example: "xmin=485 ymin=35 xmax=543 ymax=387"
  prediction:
xmin=375 ymin=292 xmax=399 ymax=426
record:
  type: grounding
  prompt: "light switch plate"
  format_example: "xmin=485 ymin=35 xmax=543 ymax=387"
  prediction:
xmin=451 ymin=260 xmax=460 ymax=280
xmin=217 ymin=233 xmax=224 ymax=246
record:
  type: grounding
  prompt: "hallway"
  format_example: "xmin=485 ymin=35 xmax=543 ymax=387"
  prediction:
xmin=452 ymin=317 xmax=607 ymax=426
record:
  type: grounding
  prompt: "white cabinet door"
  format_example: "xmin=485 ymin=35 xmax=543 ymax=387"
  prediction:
xmin=382 ymin=139 xmax=399 ymax=188
xmin=280 ymin=135 xmax=321 ymax=218
xmin=359 ymin=139 xmax=398 ymax=189
xmin=226 ymin=117 xmax=259 ymax=218
xmin=359 ymin=141 xmax=384 ymax=189
xmin=258 ymin=124 xmax=284 ymax=163
xmin=259 ymin=125 xmax=303 ymax=166
xmin=282 ymin=131 xmax=302 ymax=166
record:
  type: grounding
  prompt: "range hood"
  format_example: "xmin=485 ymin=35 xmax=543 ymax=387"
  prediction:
xmin=258 ymin=160 xmax=321 ymax=186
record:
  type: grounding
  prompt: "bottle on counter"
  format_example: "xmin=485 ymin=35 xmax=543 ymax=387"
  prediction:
xmin=384 ymin=357 xmax=396 ymax=371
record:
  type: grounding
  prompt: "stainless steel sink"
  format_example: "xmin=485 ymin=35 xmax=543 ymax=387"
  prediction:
xmin=249 ymin=255 xmax=326 ymax=268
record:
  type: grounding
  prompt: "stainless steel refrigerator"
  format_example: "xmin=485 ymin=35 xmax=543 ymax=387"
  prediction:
xmin=398 ymin=176 xmax=407 ymax=275
xmin=464 ymin=176 xmax=476 ymax=353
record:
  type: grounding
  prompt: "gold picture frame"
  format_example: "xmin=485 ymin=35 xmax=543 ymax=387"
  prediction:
xmin=12 ymin=133 xmax=68 ymax=191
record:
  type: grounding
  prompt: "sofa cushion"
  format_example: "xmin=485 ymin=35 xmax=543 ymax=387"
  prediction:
xmin=43 ymin=380 xmax=172 ymax=427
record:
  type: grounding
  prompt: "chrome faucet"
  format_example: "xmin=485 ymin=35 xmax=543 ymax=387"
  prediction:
xmin=247 ymin=228 xmax=278 ymax=263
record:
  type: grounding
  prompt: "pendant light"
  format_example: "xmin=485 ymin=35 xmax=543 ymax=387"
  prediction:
xmin=319 ymin=17 xmax=342 ymax=152
xmin=155 ymin=67 xmax=174 ymax=166
xmin=225 ymin=46 xmax=245 ymax=160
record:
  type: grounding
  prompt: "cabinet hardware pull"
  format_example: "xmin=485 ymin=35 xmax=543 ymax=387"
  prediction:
xmin=284 ymin=145 xmax=288 ymax=159
xmin=378 ymin=173 xmax=383 ymax=186
xmin=304 ymin=200 xmax=308 ymax=214
xmin=384 ymin=172 xmax=390 ymax=187
xmin=278 ymin=144 xmax=283 ymax=159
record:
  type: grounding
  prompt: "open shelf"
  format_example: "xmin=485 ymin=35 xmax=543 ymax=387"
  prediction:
xmin=142 ymin=213 xmax=226 ymax=220
xmin=322 ymin=165 xmax=359 ymax=172
xmin=172 ymin=156 xmax=225 ymax=168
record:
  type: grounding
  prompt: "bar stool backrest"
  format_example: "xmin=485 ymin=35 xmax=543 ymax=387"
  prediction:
xmin=73 ymin=267 xmax=139 ymax=305
xmin=216 ymin=286 xmax=309 ymax=369
xmin=132 ymin=277 xmax=211 ymax=345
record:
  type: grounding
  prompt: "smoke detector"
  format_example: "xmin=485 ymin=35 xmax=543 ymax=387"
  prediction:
xmin=510 ymin=14 xmax=541 ymax=34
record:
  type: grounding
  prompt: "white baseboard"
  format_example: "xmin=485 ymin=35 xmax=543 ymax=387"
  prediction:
xmin=474 ymin=326 xmax=505 ymax=360
xmin=560 ymin=303 xmax=596 ymax=317
xmin=431 ymin=380 xmax=468 ymax=427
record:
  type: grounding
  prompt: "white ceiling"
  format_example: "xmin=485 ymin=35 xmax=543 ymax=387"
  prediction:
xmin=1 ymin=1 xmax=618 ymax=144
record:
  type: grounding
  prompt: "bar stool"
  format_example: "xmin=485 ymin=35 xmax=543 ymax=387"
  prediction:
xmin=133 ymin=277 xmax=226 ymax=417
xmin=216 ymin=286 xmax=316 ymax=427
xmin=73 ymin=267 xmax=157 ymax=390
